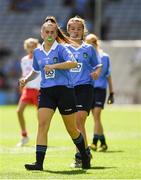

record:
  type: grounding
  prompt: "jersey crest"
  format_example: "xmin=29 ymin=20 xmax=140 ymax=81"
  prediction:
xmin=53 ymin=57 xmax=58 ymax=63
xmin=83 ymin=52 xmax=88 ymax=58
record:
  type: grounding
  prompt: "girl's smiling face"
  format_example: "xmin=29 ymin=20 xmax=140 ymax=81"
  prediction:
xmin=67 ymin=21 xmax=84 ymax=40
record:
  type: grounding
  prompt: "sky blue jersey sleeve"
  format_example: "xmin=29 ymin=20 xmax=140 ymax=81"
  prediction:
xmin=90 ymin=46 xmax=102 ymax=69
xmin=32 ymin=51 xmax=40 ymax=72
xmin=58 ymin=45 xmax=76 ymax=62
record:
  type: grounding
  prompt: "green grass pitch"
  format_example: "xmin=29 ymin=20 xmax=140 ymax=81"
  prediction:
xmin=0 ymin=105 xmax=141 ymax=179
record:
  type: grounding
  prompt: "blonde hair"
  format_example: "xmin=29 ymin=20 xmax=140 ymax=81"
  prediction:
xmin=67 ymin=16 xmax=88 ymax=40
xmin=44 ymin=16 xmax=76 ymax=45
xmin=85 ymin=33 xmax=100 ymax=50
xmin=24 ymin=38 xmax=39 ymax=50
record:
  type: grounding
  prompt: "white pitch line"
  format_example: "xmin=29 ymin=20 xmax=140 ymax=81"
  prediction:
xmin=0 ymin=145 xmax=72 ymax=154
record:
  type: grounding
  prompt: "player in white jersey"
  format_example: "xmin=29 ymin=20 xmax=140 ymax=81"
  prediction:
xmin=16 ymin=38 xmax=41 ymax=147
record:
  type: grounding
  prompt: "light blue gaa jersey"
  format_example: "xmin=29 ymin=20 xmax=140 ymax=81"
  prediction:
xmin=94 ymin=50 xmax=111 ymax=89
xmin=33 ymin=41 xmax=76 ymax=88
xmin=65 ymin=42 xmax=102 ymax=86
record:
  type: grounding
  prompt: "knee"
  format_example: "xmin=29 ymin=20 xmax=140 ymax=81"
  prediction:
xmin=94 ymin=116 xmax=99 ymax=121
xmin=38 ymin=120 xmax=46 ymax=129
xmin=16 ymin=108 xmax=23 ymax=115
xmin=76 ymin=118 xmax=86 ymax=131
xmin=77 ymin=112 xmax=87 ymax=124
xmin=93 ymin=112 xmax=101 ymax=121
xmin=76 ymin=121 xmax=82 ymax=128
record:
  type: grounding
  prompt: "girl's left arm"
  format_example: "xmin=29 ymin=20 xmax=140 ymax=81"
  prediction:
xmin=44 ymin=61 xmax=77 ymax=72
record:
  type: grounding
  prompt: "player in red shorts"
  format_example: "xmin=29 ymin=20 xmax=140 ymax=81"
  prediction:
xmin=16 ymin=38 xmax=41 ymax=147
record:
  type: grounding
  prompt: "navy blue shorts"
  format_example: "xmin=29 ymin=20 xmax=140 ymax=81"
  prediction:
xmin=74 ymin=84 xmax=94 ymax=114
xmin=38 ymin=86 xmax=77 ymax=115
xmin=92 ymin=88 xmax=106 ymax=109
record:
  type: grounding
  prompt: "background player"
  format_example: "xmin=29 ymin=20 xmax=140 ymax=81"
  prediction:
xmin=16 ymin=38 xmax=40 ymax=147
xmin=85 ymin=33 xmax=114 ymax=152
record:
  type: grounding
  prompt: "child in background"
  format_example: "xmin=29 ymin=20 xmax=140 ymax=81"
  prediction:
xmin=85 ymin=33 xmax=114 ymax=152
xmin=16 ymin=38 xmax=41 ymax=147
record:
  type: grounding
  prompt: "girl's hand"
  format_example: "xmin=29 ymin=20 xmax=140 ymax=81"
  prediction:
xmin=19 ymin=78 xmax=27 ymax=89
xmin=107 ymin=92 xmax=114 ymax=104
xmin=44 ymin=65 xmax=54 ymax=73
xmin=90 ymin=72 xmax=99 ymax=80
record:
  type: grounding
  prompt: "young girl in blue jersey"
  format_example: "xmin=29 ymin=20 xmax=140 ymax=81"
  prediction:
xmin=85 ymin=33 xmax=114 ymax=152
xmin=19 ymin=16 xmax=91 ymax=170
xmin=66 ymin=16 xmax=102 ymax=167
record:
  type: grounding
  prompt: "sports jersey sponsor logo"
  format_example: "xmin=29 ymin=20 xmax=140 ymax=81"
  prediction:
xmin=45 ymin=69 xmax=55 ymax=79
xmin=70 ymin=63 xmax=82 ymax=72
xmin=83 ymin=52 xmax=88 ymax=58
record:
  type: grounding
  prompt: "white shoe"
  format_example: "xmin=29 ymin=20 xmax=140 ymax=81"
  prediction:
xmin=16 ymin=137 xmax=29 ymax=147
xmin=70 ymin=159 xmax=82 ymax=168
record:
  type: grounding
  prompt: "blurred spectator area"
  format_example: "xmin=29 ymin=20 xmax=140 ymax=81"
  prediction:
xmin=0 ymin=0 xmax=72 ymax=56
xmin=102 ymin=0 xmax=141 ymax=40
xmin=0 ymin=0 xmax=141 ymax=55
xmin=9 ymin=0 xmax=45 ymax=11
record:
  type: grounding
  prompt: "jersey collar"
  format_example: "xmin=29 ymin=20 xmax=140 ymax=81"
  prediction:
xmin=70 ymin=41 xmax=86 ymax=50
xmin=40 ymin=40 xmax=59 ymax=55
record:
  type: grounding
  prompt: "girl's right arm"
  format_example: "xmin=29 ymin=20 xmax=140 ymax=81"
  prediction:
xmin=19 ymin=71 xmax=39 ymax=88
